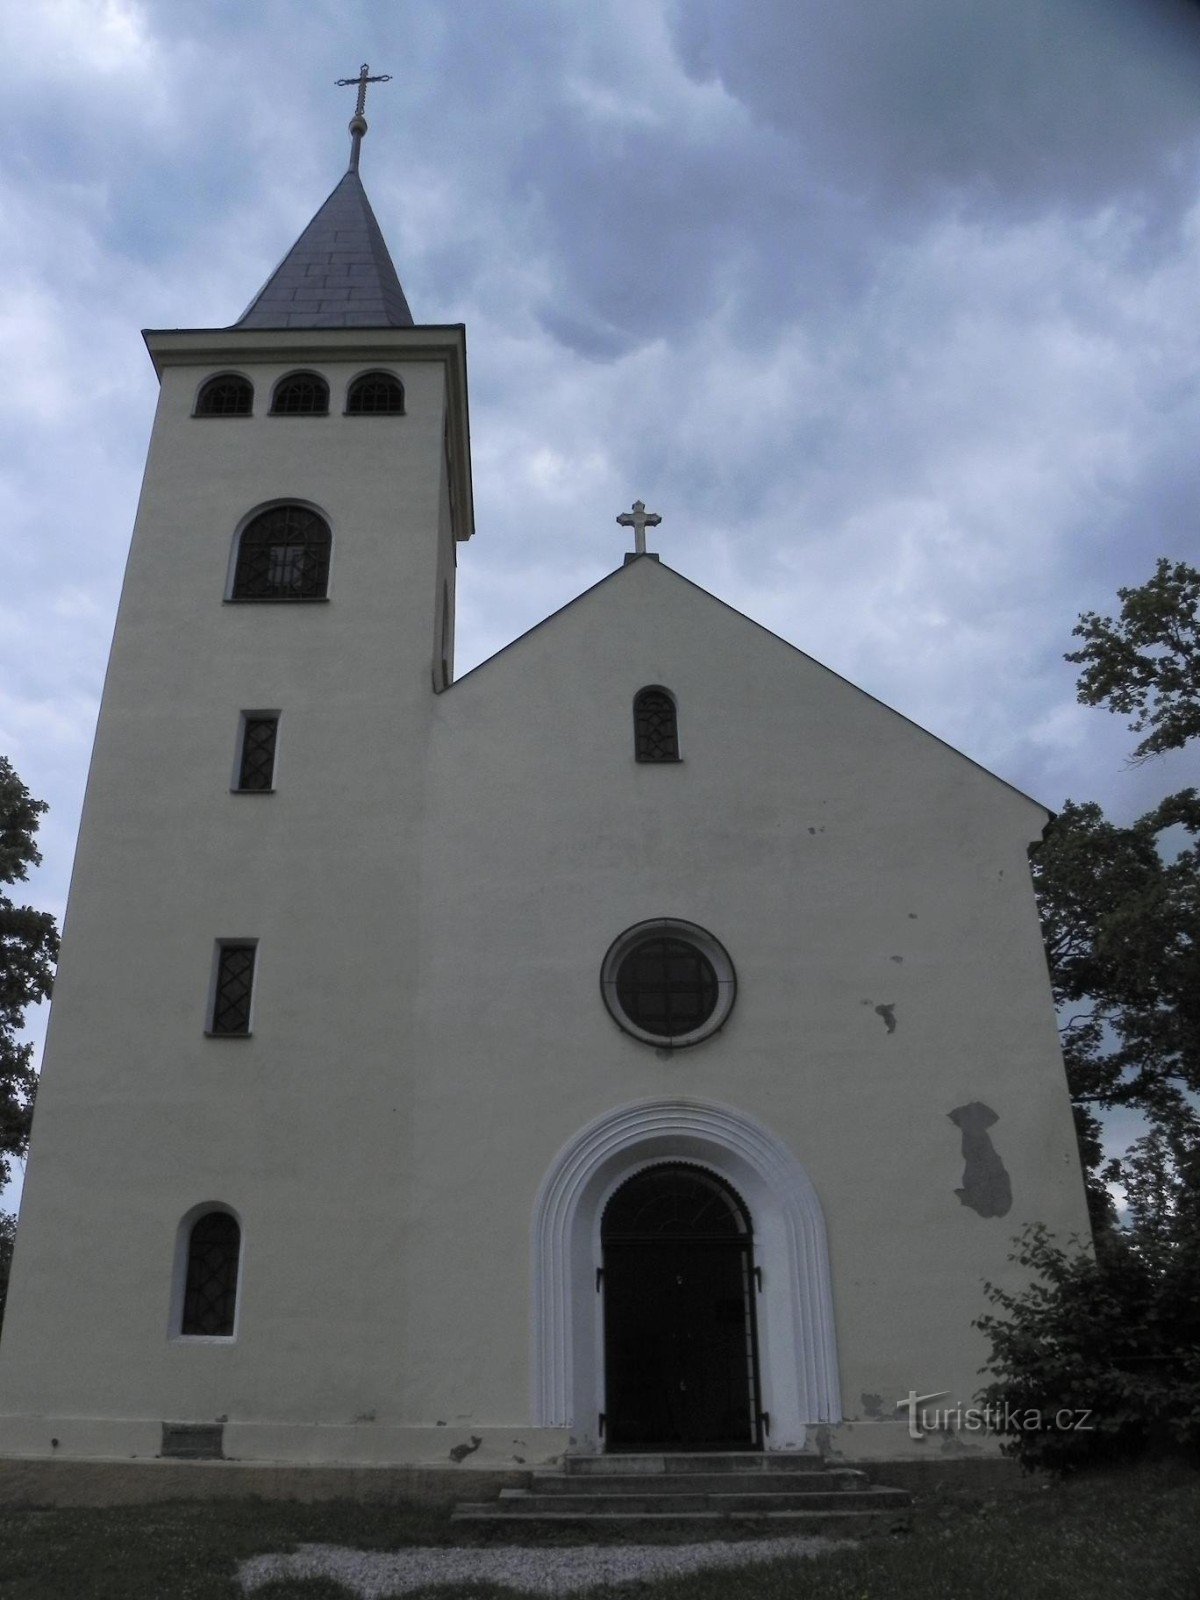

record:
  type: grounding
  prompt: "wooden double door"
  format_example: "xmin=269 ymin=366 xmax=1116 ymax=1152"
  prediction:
xmin=601 ymin=1164 xmax=762 ymax=1450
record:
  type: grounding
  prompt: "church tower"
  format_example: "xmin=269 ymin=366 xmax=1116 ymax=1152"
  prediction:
xmin=0 ymin=86 xmax=476 ymax=1460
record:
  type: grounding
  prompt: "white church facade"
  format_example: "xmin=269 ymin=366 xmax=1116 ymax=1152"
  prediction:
xmin=0 ymin=109 xmax=1090 ymax=1470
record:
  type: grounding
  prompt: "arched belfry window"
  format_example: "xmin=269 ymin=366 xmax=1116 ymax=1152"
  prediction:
xmin=231 ymin=506 xmax=331 ymax=601
xmin=180 ymin=1210 xmax=240 ymax=1337
xmin=634 ymin=687 xmax=679 ymax=762
xmin=195 ymin=374 xmax=252 ymax=417
xmin=346 ymin=371 xmax=405 ymax=415
xmin=270 ymin=371 xmax=329 ymax=416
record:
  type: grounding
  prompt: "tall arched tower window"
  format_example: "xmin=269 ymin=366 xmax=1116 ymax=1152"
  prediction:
xmin=633 ymin=686 xmax=680 ymax=762
xmin=180 ymin=1210 xmax=241 ymax=1336
xmin=231 ymin=506 xmax=331 ymax=601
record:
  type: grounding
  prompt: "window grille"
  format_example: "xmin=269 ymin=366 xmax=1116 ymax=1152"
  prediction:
xmin=231 ymin=506 xmax=331 ymax=600
xmin=615 ymin=936 xmax=718 ymax=1038
xmin=211 ymin=944 xmax=256 ymax=1035
xmin=346 ymin=372 xmax=405 ymax=415
xmin=181 ymin=1212 xmax=240 ymax=1336
xmin=195 ymin=375 xmax=252 ymax=417
xmin=270 ymin=372 xmax=329 ymax=415
xmin=634 ymin=687 xmax=679 ymax=761
xmin=237 ymin=716 xmax=278 ymax=791
xmin=602 ymin=1165 xmax=749 ymax=1240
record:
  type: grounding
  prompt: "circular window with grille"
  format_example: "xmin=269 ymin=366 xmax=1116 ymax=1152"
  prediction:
xmin=600 ymin=920 xmax=736 ymax=1048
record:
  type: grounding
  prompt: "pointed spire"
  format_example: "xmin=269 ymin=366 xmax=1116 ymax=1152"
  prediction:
xmin=235 ymin=65 xmax=411 ymax=330
xmin=234 ymin=170 xmax=414 ymax=330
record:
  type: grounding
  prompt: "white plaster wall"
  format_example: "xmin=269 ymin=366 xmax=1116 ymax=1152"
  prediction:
xmin=0 ymin=362 xmax=1090 ymax=1466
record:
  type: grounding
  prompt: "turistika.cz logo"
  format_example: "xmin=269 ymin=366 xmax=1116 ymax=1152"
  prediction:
xmin=895 ymin=1391 xmax=1095 ymax=1441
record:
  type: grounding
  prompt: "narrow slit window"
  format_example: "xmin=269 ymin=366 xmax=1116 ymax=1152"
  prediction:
xmin=180 ymin=1211 xmax=240 ymax=1336
xmin=210 ymin=943 xmax=256 ymax=1035
xmin=634 ymin=687 xmax=680 ymax=762
xmin=236 ymin=715 xmax=278 ymax=791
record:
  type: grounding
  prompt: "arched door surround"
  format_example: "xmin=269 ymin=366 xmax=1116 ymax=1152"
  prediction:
xmin=531 ymin=1097 xmax=841 ymax=1453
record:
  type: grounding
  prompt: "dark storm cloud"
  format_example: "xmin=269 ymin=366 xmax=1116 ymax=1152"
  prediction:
xmin=671 ymin=0 xmax=1200 ymax=222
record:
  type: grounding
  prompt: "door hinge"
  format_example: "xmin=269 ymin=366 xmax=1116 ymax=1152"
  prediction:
xmin=596 ymin=1267 xmax=604 ymax=1291
xmin=598 ymin=1412 xmax=606 ymax=1438
xmin=759 ymin=1410 xmax=771 ymax=1437
xmin=754 ymin=1267 xmax=763 ymax=1292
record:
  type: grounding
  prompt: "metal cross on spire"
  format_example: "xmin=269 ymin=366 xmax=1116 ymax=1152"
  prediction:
xmin=336 ymin=62 xmax=393 ymax=173
xmin=616 ymin=499 xmax=662 ymax=557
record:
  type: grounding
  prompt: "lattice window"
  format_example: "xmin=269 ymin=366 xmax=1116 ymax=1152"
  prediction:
xmin=231 ymin=506 xmax=331 ymax=600
xmin=615 ymin=936 xmax=718 ymax=1038
xmin=211 ymin=943 xmax=256 ymax=1035
xmin=270 ymin=372 xmax=329 ymax=415
xmin=346 ymin=371 xmax=405 ymax=415
xmin=237 ymin=716 xmax=278 ymax=791
xmin=195 ymin=375 xmax=252 ymax=417
xmin=634 ymin=687 xmax=679 ymax=761
xmin=603 ymin=1165 xmax=749 ymax=1240
xmin=181 ymin=1212 xmax=240 ymax=1336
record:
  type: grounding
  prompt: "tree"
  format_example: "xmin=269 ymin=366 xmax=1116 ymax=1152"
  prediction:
xmin=1030 ymin=562 xmax=1200 ymax=1228
xmin=1068 ymin=557 xmax=1200 ymax=762
xmin=0 ymin=1209 xmax=13 ymax=1336
xmin=0 ymin=757 xmax=58 ymax=1196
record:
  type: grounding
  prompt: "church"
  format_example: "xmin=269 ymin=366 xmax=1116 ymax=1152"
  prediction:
xmin=0 ymin=86 xmax=1090 ymax=1474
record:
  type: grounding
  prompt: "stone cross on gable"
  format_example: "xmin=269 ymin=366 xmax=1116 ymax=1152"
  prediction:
xmin=616 ymin=499 xmax=662 ymax=557
xmin=336 ymin=63 xmax=393 ymax=172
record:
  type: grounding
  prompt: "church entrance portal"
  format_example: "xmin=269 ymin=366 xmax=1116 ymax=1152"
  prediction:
xmin=601 ymin=1164 xmax=762 ymax=1450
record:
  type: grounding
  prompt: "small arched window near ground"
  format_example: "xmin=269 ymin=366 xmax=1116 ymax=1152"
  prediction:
xmin=270 ymin=371 xmax=329 ymax=416
xmin=231 ymin=505 xmax=331 ymax=600
xmin=600 ymin=919 xmax=736 ymax=1048
xmin=633 ymin=687 xmax=680 ymax=761
xmin=346 ymin=371 xmax=405 ymax=415
xmin=194 ymin=374 xmax=252 ymax=417
xmin=180 ymin=1211 xmax=240 ymax=1336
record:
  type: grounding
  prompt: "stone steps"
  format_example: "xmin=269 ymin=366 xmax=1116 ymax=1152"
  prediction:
xmin=451 ymin=1452 xmax=912 ymax=1530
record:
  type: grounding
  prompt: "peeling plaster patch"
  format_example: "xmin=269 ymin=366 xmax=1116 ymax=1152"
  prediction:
xmin=812 ymin=1424 xmax=843 ymax=1459
xmin=860 ymin=1392 xmax=884 ymax=1419
xmin=890 ymin=955 xmax=903 ymax=963
xmin=435 ymin=1420 xmax=446 ymax=1426
xmin=908 ymin=913 xmax=918 ymax=919
xmin=449 ymin=1435 xmax=482 ymax=1463
xmin=874 ymin=1003 xmax=897 ymax=1034
xmin=949 ymin=1102 xmax=1013 ymax=1218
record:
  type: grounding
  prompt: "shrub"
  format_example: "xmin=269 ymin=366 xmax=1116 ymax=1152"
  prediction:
xmin=975 ymin=1217 xmax=1200 ymax=1472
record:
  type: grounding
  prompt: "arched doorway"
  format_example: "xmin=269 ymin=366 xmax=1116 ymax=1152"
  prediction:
xmin=601 ymin=1164 xmax=762 ymax=1449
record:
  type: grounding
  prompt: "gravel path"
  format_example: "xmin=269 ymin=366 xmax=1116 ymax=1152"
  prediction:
xmin=238 ymin=1534 xmax=848 ymax=1596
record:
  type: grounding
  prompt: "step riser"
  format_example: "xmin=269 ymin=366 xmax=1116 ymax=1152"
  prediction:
xmin=565 ymin=1454 xmax=827 ymax=1476
xmin=532 ymin=1471 xmax=865 ymax=1495
xmin=493 ymin=1492 xmax=908 ymax=1515
xmin=451 ymin=1508 xmax=906 ymax=1531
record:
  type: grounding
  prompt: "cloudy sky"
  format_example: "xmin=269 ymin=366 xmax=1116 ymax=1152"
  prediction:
xmin=4 ymin=0 xmax=1200 ymax=1208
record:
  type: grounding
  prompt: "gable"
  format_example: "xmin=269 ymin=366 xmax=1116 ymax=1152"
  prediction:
xmin=444 ymin=556 xmax=1048 ymax=847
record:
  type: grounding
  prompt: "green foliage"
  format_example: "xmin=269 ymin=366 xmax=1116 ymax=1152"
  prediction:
xmin=1067 ymin=557 xmax=1200 ymax=762
xmin=0 ymin=756 xmax=58 ymax=1193
xmin=977 ymin=1172 xmax=1200 ymax=1472
xmin=0 ymin=1208 xmax=13 ymax=1337
xmin=1031 ymin=792 xmax=1200 ymax=1225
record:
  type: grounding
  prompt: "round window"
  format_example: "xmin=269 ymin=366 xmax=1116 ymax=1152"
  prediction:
xmin=600 ymin=920 xmax=736 ymax=1048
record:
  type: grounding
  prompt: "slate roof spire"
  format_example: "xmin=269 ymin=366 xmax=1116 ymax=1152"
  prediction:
xmin=235 ymin=63 xmax=413 ymax=330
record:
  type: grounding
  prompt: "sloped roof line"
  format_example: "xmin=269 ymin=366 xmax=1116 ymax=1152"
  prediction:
xmin=447 ymin=555 xmax=1048 ymax=816
xmin=234 ymin=170 xmax=414 ymax=330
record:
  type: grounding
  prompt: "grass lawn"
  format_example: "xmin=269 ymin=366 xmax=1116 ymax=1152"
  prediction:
xmin=0 ymin=1462 xmax=1196 ymax=1599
